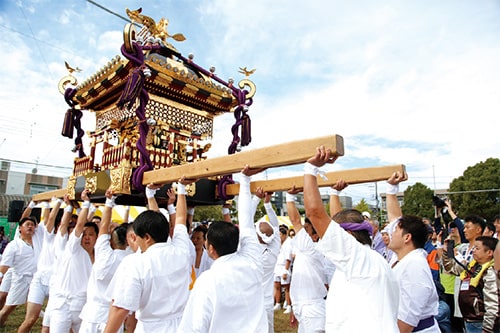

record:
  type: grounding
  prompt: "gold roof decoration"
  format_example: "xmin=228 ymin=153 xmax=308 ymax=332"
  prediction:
xmin=125 ymin=8 xmax=186 ymax=45
xmin=53 ymin=8 xmax=257 ymax=206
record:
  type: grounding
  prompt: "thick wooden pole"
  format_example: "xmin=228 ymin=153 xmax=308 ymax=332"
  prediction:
xmin=142 ymin=134 xmax=344 ymax=185
xmin=32 ymin=189 xmax=68 ymax=202
xmin=224 ymin=164 xmax=406 ymax=195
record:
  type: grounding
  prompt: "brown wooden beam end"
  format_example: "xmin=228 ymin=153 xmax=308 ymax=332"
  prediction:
xmin=32 ymin=189 xmax=68 ymax=202
xmin=142 ymin=134 xmax=344 ymax=185
xmin=224 ymin=164 xmax=406 ymax=195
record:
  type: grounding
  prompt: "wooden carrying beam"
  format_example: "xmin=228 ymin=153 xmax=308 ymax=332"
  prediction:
xmin=32 ymin=188 xmax=68 ymax=202
xmin=224 ymin=164 xmax=406 ymax=195
xmin=142 ymin=134 xmax=344 ymax=185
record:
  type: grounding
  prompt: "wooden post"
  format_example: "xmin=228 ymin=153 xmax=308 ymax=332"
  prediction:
xmin=224 ymin=164 xmax=406 ymax=195
xmin=142 ymin=134 xmax=344 ymax=185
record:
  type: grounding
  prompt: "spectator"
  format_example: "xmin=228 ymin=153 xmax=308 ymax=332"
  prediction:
xmin=303 ymin=146 xmax=399 ymax=332
xmin=380 ymin=229 xmax=395 ymax=263
xmin=441 ymin=214 xmax=486 ymax=331
xmin=483 ymin=221 xmax=496 ymax=238
xmin=452 ymin=236 xmax=499 ymax=333
xmin=436 ymin=221 xmax=464 ymax=332
xmin=492 ymin=215 xmax=499 ymax=238
xmin=0 ymin=227 xmax=9 ymax=255
xmin=369 ymin=217 xmax=385 ymax=256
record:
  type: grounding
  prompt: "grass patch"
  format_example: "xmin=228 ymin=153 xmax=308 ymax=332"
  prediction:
xmin=0 ymin=304 xmax=298 ymax=332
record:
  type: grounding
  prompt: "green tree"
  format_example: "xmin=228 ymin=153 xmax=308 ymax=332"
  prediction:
xmin=354 ymin=199 xmax=371 ymax=217
xmin=400 ymin=182 xmax=434 ymax=218
xmin=193 ymin=200 xmax=237 ymax=223
xmin=447 ymin=157 xmax=500 ymax=221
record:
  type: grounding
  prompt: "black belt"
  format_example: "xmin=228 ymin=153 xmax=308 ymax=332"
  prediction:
xmin=412 ymin=316 xmax=435 ymax=332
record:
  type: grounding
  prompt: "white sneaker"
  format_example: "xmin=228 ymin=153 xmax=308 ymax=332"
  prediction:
xmin=283 ymin=300 xmax=288 ymax=308
xmin=283 ymin=305 xmax=292 ymax=314
xmin=273 ymin=303 xmax=282 ymax=311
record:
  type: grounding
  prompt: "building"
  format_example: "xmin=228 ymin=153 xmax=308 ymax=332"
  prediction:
xmin=0 ymin=160 xmax=66 ymax=219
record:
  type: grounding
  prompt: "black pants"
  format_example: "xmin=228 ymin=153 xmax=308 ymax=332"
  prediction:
xmin=444 ymin=293 xmax=464 ymax=333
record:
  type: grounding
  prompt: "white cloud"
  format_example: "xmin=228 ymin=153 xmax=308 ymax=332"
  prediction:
xmin=0 ymin=0 xmax=498 ymax=203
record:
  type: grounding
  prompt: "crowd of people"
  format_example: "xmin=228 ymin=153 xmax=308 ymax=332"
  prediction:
xmin=0 ymin=146 xmax=498 ymax=333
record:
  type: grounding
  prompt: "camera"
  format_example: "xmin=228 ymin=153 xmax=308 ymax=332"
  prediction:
xmin=432 ymin=195 xmax=452 ymax=223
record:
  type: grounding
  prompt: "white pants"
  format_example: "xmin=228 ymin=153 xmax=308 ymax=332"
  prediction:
xmin=293 ymin=300 xmax=326 ymax=333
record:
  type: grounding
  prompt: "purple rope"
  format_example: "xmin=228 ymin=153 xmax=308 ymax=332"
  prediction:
xmin=120 ymin=42 xmax=153 ymax=191
xmin=217 ymin=175 xmax=235 ymax=200
xmin=175 ymin=54 xmax=255 ymax=201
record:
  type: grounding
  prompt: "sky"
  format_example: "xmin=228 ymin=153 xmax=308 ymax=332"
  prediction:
xmin=0 ymin=0 xmax=499 ymax=206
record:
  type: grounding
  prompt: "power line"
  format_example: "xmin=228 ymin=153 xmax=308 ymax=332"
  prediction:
xmin=0 ymin=158 xmax=72 ymax=170
xmin=441 ymin=189 xmax=500 ymax=195
xmin=86 ymin=0 xmax=136 ymax=24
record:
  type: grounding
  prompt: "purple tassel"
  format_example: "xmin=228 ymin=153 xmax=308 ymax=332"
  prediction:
xmin=117 ymin=68 xmax=145 ymax=110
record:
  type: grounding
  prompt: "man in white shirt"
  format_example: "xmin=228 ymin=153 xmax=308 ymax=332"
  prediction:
xmin=253 ymin=189 xmax=281 ymax=332
xmin=178 ymin=166 xmax=268 ymax=332
xmin=287 ymin=190 xmax=328 ymax=332
xmin=389 ymin=215 xmax=441 ymax=332
xmin=79 ymin=188 xmax=129 ymax=332
xmin=303 ymin=146 xmax=400 ymax=333
xmin=49 ymin=190 xmax=99 ymax=332
xmin=104 ymin=179 xmax=192 ymax=333
xmin=18 ymin=198 xmax=62 ymax=333
xmin=0 ymin=214 xmax=41 ymax=327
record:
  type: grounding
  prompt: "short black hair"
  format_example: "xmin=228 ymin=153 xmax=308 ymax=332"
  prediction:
xmin=475 ymin=236 xmax=498 ymax=252
xmin=484 ymin=221 xmax=495 ymax=233
xmin=332 ymin=209 xmax=372 ymax=246
xmin=304 ymin=217 xmax=317 ymax=235
xmin=397 ymin=215 xmax=427 ymax=249
xmin=112 ymin=223 xmax=129 ymax=247
xmin=207 ymin=222 xmax=239 ymax=257
xmin=133 ymin=210 xmax=169 ymax=243
xmin=192 ymin=225 xmax=208 ymax=239
xmin=464 ymin=214 xmax=486 ymax=232
xmin=84 ymin=222 xmax=99 ymax=235
xmin=19 ymin=216 xmax=38 ymax=226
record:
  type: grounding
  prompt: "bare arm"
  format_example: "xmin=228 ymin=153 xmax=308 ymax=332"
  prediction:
xmin=104 ymin=305 xmax=130 ymax=333
xmin=46 ymin=197 xmax=63 ymax=233
xmin=74 ymin=189 xmax=91 ymax=238
xmin=397 ymin=320 xmax=414 ymax=333
xmin=99 ymin=188 xmax=115 ymax=237
xmin=20 ymin=199 xmax=36 ymax=221
xmin=303 ymin=146 xmax=338 ymax=238
xmin=145 ymin=184 xmax=161 ymax=212
xmin=166 ymin=188 xmax=177 ymax=224
xmin=222 ymin=202 xmax=232 ymax=223
xmin=386 ymin=171 xmax=407 ymax=223
xmin=175 ymin=177 xmax=197 ymax=228
xmin=286 ymin=188 xmax=302 ymax=232
xmin=329 ymin=180 xmax=348 ymax=217
xmin=40 ymin=201 xmax=50 ymax=225
xmin=263 ymin=191 xmax=279 ymax=228
xmin=58 ymin=194 xmax=73 ymax=237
